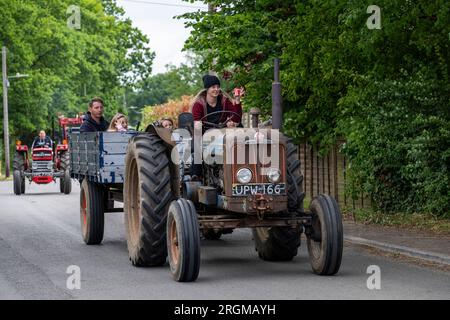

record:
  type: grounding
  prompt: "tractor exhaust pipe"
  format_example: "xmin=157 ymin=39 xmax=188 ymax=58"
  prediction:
xmin=272 ymin=58 xmax=282 ymax=130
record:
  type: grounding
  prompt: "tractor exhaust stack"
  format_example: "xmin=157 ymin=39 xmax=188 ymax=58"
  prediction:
xmin=272 ymin=58 xmax=282 ymax=130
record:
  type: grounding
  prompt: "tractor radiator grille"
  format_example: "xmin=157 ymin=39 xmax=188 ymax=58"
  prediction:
xmin=32 ymin=160 xmax=53 ymax=173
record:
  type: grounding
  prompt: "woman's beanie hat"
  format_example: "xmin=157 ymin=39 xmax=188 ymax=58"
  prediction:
xmin=203 ymin=74 xmax=221 ymax=89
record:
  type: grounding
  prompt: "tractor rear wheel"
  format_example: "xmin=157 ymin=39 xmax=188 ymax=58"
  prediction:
xmin=306 ymin=194 xmax=343 ymax=275
xmin=80 ymin=179 xmax=104 ymax=245
xmin=167 ymin=199 xmax=201 ymax=282
xmin=60 ymin=152 xmax=72 ymax=194
xmin=124 ymin=134 xmax=172 ymax=267
xmin=253 ymin=139 xmax=304 ymax=261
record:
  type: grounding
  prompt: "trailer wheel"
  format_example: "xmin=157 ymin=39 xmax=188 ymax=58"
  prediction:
xmin=13 ymin=170 xmax=22 ymax=195
xmin=124 ymin=134 xmax=172 ymax=267
xmin=80 ymin=179 xmax=104 ymax=245
xmin=60 ymin=152 xmax=71 ymax=194
xmin=253 ymin=140 xmax=304 ymax=260
xmin=306 ymin=194 xmax=343 ymax=275
xmin=167 ymin=199 xmax=200 ymax=282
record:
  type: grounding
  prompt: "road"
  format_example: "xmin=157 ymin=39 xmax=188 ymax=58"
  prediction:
xmin=0 ymin=180 xmax=448 ymax=300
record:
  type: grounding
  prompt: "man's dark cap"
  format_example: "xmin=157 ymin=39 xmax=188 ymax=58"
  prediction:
xmin=203 ymin=74 xmax=221 ymax=89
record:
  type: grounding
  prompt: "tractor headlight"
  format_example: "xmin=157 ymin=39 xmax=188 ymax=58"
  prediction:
xmin=236 ymin=168 xmax=252 ymax=184
xmin=267 ymin=168 xmax=281 ymax=183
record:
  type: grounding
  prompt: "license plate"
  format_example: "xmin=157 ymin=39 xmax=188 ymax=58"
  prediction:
xmin=232 ymin=184 xmax=286 ymax=196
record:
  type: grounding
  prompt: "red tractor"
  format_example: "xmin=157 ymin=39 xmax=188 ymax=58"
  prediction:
xmin=13 ymin=116 xmax=83 ymax=195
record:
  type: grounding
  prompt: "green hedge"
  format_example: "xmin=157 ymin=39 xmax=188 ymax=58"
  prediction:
xmin=340 ymin=70 xmax=450 ymax=217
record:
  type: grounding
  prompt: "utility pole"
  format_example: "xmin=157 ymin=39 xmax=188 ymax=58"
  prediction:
xmin=2 ymin=46 xmax=10 ymax=178
xmin=2 ymin=47 xmax=28 ymax=178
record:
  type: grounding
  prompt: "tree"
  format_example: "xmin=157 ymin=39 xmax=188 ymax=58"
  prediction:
xmin=126 ymin=58 xmax=203 ymax=114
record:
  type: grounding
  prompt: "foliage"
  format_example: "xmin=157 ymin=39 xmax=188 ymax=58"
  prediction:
xmin=141 ymin=95 xmax=192 ymax=129
xmin=340 ymin=72 xmax=450 ymax=217
xmin=127 ymin=60 xmax=203 ymax=111
xmin=348 ymin=208 xmax=450 ymax=235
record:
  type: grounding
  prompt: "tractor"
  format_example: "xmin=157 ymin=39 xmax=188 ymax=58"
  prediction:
xmin=13 ymin=115 xmax=82 ymax=195
xmin=70 ymin=60 xmax=343 ymax=282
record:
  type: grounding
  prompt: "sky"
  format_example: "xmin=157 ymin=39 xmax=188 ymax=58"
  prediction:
xmin=117 ymin=0 xmax=208 ymax=75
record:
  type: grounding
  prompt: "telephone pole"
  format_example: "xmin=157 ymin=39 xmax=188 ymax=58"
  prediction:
xmin=2 ymin=47 xmax=28 ymax=178
xmin=2 ymin=46 xmax=10 ymax=178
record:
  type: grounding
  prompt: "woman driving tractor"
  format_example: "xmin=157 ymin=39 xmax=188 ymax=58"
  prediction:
xmin=191 ymin=74 xmax=243 ymax=130
xmin=189 ymin=74 xmax=244 ymax=180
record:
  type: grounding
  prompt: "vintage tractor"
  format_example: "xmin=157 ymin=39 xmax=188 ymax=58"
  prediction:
xmin=12 ymin=116 xmax=82 ymax=195
xmin=71 ymin=60 xmax=343 ymax=282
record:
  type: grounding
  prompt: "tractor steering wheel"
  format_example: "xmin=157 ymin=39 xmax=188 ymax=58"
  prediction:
xmin=199 ymin=110 xmax=242 ymax=129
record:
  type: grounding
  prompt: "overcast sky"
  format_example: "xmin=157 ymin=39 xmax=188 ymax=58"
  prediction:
xmin=117 ymin=0 xmax=207 ymax=75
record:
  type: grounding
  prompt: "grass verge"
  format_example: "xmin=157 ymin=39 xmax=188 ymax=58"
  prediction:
xmin=302 ymin=195 xmax=449 ymax=235
xmin=342 ymin=207 xmax=450 ymax=235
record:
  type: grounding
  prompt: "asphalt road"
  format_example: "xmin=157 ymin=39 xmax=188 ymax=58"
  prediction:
xmin=0 ymin=180 xmax=448 ymax=300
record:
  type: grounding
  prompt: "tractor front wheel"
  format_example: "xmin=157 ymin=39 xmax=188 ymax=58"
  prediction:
xmin=13 ymin=170 xmax=22 ymax=195
xmin=306 ymin=194 xmax=343 ymax=275
xmin=60 ymin=152 xmax=72 ymax=194
xmin=167 ymin=199 xmax=201 ymax=282
xmin=13 ymin=151 xmax=26 ymax=195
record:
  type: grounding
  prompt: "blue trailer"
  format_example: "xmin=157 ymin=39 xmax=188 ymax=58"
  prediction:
xmin=70 ymin=131 xmax=138 ymax=184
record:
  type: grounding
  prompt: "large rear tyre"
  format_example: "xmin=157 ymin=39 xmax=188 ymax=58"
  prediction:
xmin=13 ymin=170 xmax=22 ymax=195
xmin=80 ymin=179 xmax=104 ymax=245
xmin=306 ymin=194 xmax=343 ymax=275
xmin=60 ymin=152 xmax=72 ymax=194
xmin=253 ymin=139 xmax=304 ymax=261
xmin=124 ymin=134 xmax=172 ymax=267
xmin=167 ymin=199 xmax=201 ymax=282
xmin=253 ymin=227 xmax=302 ymax=261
